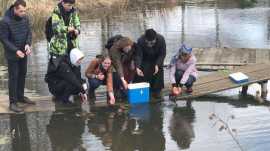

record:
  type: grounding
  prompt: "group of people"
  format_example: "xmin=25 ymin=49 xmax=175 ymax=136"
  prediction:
xmin=0 ymin=0 xmax=198 ymax=113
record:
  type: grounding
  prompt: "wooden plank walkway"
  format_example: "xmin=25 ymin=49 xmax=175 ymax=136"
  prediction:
xmin=1 ymin=63 xmax=270 ymax=114
xmin=173 ymin=63 xmax=270 ymax=100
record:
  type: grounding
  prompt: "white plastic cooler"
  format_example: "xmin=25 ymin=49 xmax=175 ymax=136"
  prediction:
xmin=229 ymin=72 xmax=249 ymax=84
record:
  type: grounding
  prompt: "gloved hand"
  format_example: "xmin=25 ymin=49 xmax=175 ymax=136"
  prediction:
xmin=82 ymin=83 xmax=88 ymax=91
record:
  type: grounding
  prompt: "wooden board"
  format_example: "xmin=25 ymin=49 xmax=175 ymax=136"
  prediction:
xmin=173 ymin=63 xmax=270 ymax=100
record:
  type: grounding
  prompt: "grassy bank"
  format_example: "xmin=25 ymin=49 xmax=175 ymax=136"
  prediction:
xmin=0 ymin=0 xmax=129 ymax=29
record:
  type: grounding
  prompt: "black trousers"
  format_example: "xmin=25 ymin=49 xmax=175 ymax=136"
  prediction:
xmin=48 ymin=80 xmax=80 ymax=103
xmin=7 ymin=58 xmax=27 ymax=104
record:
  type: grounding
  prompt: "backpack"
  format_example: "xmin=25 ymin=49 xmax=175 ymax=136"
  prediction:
xmin=45 ymin=16 xmax=53 ymax=42
xmin=105 ymin=34 xmax=123 ymax=49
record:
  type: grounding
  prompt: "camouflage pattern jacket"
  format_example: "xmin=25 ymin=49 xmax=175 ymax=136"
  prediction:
xmin=49 ymin=4 xmax=80 ymax=55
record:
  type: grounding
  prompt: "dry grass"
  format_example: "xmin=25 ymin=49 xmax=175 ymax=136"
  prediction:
xmin=77 ymin=0 xmax=129 ymax=16
xmin=1 ymin=0 xmax=129 ymax=29
xmin=26 ymin=0 xmax=55 ymax=28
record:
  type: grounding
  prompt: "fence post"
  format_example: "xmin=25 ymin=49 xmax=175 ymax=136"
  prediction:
xmin=241 ymin=85 xmax=248 ymax=95
xmin=260 ymin=81 xmax=268 ymax=100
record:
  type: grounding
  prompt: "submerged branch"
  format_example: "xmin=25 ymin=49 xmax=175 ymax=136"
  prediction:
xmin=209 ymin=113 xmax=245 ymax=151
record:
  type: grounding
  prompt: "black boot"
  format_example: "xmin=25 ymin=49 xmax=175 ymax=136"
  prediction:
xmin=9 ymin=103 xmax=23 ymax=113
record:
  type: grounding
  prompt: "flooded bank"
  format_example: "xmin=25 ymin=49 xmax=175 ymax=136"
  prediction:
xmin=0 ymin=97 xmax=270 ymax=151
xmin=1 ymin=0 xmax=270 ymax=150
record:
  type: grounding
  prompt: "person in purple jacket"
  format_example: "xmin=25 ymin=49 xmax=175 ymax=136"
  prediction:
xmin=169 ymin=45 xmax=198 ymax=96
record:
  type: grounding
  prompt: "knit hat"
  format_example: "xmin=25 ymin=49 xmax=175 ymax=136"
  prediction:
xmin=70 ymin=48 xmax=84 ymax=66
xmin=145 ymin=29 xmax=157 ymax=41
xmin=179 ymin=44 xmax=192 ymax=54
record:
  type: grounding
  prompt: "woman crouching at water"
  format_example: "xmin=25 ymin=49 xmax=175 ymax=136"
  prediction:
xmin=85 ymin=56 xmax=115 ymax=105
xmin=169 ymin=45 xmax=198 ymax=96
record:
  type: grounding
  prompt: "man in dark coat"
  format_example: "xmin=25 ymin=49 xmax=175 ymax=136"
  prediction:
xmin=0 ymin=0 xmax=35 ymax=112
xmin=135 ymin=29 xmax=166 ymax=99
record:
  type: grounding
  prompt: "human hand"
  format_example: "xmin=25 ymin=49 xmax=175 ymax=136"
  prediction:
xmin=74 ymin=29 xmax=79 ymax=35
xmin=108 ymin=93 xmax=116 ymax=105
xmin=97 ymin=73 xmax=105 ymax=80
xmin=68 ymin=26 xmax=75 ymax=33
xmin=16 ymin=50 xmax=25 ymax=58
xmin=121 ymin=78 xmax=128 ymax=90
xmin=153 ymin=65 xmax=159 ymax=75
xmin=136 ymin=68 xmax=144 ymax=77
xmin=25 ymin=45 xmax=31 ymax=55
xmin=172 ymin=87 xmax=181 ymax=96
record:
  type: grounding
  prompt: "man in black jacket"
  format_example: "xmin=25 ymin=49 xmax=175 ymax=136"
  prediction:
xmin=0 ymin=0 xmax=35 ymax=112
xmin=135 ymin=29 xmax=166 ymax=99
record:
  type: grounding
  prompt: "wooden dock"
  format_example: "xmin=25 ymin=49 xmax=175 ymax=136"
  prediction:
xmin=1 ymin=62 xmax=270 ymax=114
xmin=172 ymin=63 xmax=270 ymax=100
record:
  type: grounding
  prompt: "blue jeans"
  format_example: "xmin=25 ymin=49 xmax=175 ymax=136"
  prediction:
xmin=175 ymin=70 xmax=196 ymax=88
xmin=88 ymin=78 xmax=105 ymax=91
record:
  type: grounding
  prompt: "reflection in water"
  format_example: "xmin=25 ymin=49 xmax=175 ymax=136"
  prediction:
xmin=0 ymin=113 xmax=53 ymax=151
xmin=268 ymin=10 xmax=270 ymax=40
xmin=239 ymin=0 xmax=258 ymax=8
xmin=169 ymin=102 xmax=195 ymax=150
xmin=27 ymin=112 xmax=52 ymax=151
xmin=47 ymin=107 xmax=84 ymax=151
xmin=10 ymin=114 xmax=31 ymax=151
xmin=0 ymin=115 xmax=11 ymax=150
xmin=0 ymin=98 xmax=269 ymax=150
xmin=87 ymin=104 xmax=165 ymax=151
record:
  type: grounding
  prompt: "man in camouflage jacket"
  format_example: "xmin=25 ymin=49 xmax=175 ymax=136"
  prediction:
xmin=49 ymin=0 xmax=80 ymax=56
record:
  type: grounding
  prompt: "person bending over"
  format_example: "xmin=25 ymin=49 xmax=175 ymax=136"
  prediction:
xmin=85 ymin=56 xmax=115 ymax=105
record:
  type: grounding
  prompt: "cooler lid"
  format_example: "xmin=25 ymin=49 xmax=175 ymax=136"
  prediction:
xmin=229 ymin=72 xmax=249 ymax=81
xmin=128 ymin=82 xmax=150 ymax=89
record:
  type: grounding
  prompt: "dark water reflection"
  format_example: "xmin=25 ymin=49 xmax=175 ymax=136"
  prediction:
xmin=0 ymin=98 xmax=270 ymax=151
